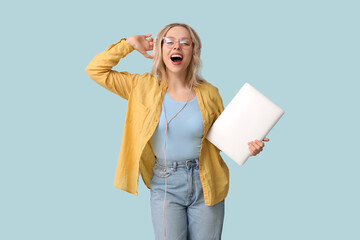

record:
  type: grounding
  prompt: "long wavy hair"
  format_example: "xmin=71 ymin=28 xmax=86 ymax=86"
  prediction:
xmin=151 ymin=23 xmax=207 ymax=89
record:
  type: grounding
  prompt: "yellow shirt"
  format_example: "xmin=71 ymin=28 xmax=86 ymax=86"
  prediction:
xmin=85 ymin=38 xmax=229 ymax=206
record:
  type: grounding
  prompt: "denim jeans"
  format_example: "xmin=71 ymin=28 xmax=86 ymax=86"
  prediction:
xmin=150 ymin=158 xmax=225 ymax=240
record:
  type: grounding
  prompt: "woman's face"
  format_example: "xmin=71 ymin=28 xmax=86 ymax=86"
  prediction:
xmin=162 ymin=26 xmax=193 ymax=76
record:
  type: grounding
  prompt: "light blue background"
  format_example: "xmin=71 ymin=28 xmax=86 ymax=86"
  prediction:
xmin=1 ymin=0 xmax=359 ymax=239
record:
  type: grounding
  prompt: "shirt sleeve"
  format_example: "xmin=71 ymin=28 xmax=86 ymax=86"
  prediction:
xmin=215 ymin=87 xmax=225 ymax=115
xmin=85 ymin=38 xmax=139 ymax=100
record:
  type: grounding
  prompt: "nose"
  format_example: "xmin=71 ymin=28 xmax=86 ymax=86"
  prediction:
xmin=173 ymin=40 xmax=181 ymax=49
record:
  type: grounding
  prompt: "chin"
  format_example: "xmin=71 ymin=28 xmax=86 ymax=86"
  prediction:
xmin=165 ymin=63 xmax=190 ymax=75
xmin=167 ymin=67 xmax=186 ymax=74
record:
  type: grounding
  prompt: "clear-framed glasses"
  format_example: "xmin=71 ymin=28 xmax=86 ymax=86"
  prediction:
xmin=162 ymin=37 xmax=192 ymax=49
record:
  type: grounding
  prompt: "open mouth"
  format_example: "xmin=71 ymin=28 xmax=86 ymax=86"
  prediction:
xmin=170 ymin=54 xmax=183 ymax=64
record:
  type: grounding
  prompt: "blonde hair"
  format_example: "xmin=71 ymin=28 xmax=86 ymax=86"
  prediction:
xmin=151 ymin=23 xmax=207 ymax=89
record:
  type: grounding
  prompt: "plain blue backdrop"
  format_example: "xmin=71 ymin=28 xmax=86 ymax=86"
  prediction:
xmin=1 ymin=0 xmax=359 ymax=239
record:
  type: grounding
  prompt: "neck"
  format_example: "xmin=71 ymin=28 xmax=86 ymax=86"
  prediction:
xmin=166 ymin=71 xmax=189 ymax=91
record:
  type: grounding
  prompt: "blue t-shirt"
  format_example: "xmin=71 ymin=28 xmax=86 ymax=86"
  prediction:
xmin=150 ymin=91 xmax=204 ymax=161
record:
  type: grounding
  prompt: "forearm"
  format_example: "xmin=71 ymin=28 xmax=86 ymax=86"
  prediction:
xmin=85 ymin=38 xmax=139 ymax=100
xmin=85 ymin=38 xmax=134 ymax=81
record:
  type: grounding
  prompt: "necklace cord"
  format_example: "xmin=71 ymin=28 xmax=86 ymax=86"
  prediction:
xmin=158 ymin=81 xmax=194 ymax=240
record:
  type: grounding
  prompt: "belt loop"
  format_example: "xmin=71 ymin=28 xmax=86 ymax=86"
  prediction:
xmin=186 ymin=160 xmax=191 ymax=170
xmin=170 ymin=161 xmax=177 ymax=172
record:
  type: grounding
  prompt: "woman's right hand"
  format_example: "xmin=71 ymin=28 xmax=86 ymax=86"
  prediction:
xmin=126 ymin=34 xmax=154 ymax=59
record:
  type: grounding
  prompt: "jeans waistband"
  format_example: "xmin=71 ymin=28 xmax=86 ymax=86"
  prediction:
xmin=155 ymin=157 xmax=199 ymax=170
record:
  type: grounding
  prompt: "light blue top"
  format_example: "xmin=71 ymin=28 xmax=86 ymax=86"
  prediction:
xmin=150 ymin=91 xmax=204 ymax=162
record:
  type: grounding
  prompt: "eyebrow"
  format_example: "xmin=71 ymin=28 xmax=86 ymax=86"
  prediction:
xmin=165 ymin=36 xmax=191 ymax=39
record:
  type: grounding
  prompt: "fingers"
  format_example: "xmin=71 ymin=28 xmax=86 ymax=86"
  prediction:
xmin=144 ymin=35 xmax=154 ymax=55
xmin=248 ymin=143 xmax=257 ymax=156
xmin=140 ymin=51 xmax=154 ymax=59
xmin=248 ymin=140 xmax=265 ymax=156
xmin=144 ymin=34 xmax=154 ymax=43
xmin=263 ymin=138 xmax=270 ymax=142
xmin=147 ymin=37 xmax=154 ymax=46
xmin=254 ymin=139 xmax=264 ymax=148
xmin=138 ymin=34 xmax=154 ymax=59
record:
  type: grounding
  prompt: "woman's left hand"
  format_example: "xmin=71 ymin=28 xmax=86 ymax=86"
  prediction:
xmin=248 ymin=138 xmax=269 ymax=156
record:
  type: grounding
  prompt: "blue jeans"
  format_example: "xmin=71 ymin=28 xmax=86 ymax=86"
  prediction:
xmin=150 ymin=158 xmax=225 ymax=240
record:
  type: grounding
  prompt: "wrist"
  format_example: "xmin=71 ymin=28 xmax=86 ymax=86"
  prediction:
xmin=125 ymin=38 xmax=135 ymax=49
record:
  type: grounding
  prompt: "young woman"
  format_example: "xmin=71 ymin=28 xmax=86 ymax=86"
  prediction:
xmin=86 ymin=23 xmax=269 ymax=240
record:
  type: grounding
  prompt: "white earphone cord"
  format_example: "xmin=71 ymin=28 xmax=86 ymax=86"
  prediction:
xmin=158 ymin=82 xmax=193 ymax=240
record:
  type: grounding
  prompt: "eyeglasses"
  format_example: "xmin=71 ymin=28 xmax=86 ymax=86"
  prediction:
xmin=162 ymin=37 xmax=192 ymax=49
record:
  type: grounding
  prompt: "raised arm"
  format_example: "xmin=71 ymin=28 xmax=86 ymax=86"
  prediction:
xmin=85 ymin=35 xmax=154 ymax=100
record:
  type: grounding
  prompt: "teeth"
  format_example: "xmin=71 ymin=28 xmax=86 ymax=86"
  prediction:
xmin=171 ymin=54 xmax=182 ymax=59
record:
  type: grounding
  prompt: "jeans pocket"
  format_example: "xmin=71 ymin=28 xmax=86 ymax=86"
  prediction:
xmin=152 ymin=163 xmax=173 ymax=178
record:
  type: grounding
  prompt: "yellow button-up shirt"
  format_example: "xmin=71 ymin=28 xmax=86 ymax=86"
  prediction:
xmin=85 ymin=38 xmax=229 ymax=206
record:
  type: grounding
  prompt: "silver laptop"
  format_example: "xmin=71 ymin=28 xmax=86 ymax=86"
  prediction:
xmin=206 ymin=83 xmax=285 ymax=166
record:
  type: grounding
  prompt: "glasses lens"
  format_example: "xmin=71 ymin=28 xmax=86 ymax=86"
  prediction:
xmin=164 ymin=37 xmax=174 ymax=47
xmin=180 ymin=39 xmax=191 ymax=47
xmin=163 ymin=37 xmax=192 ymax=48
